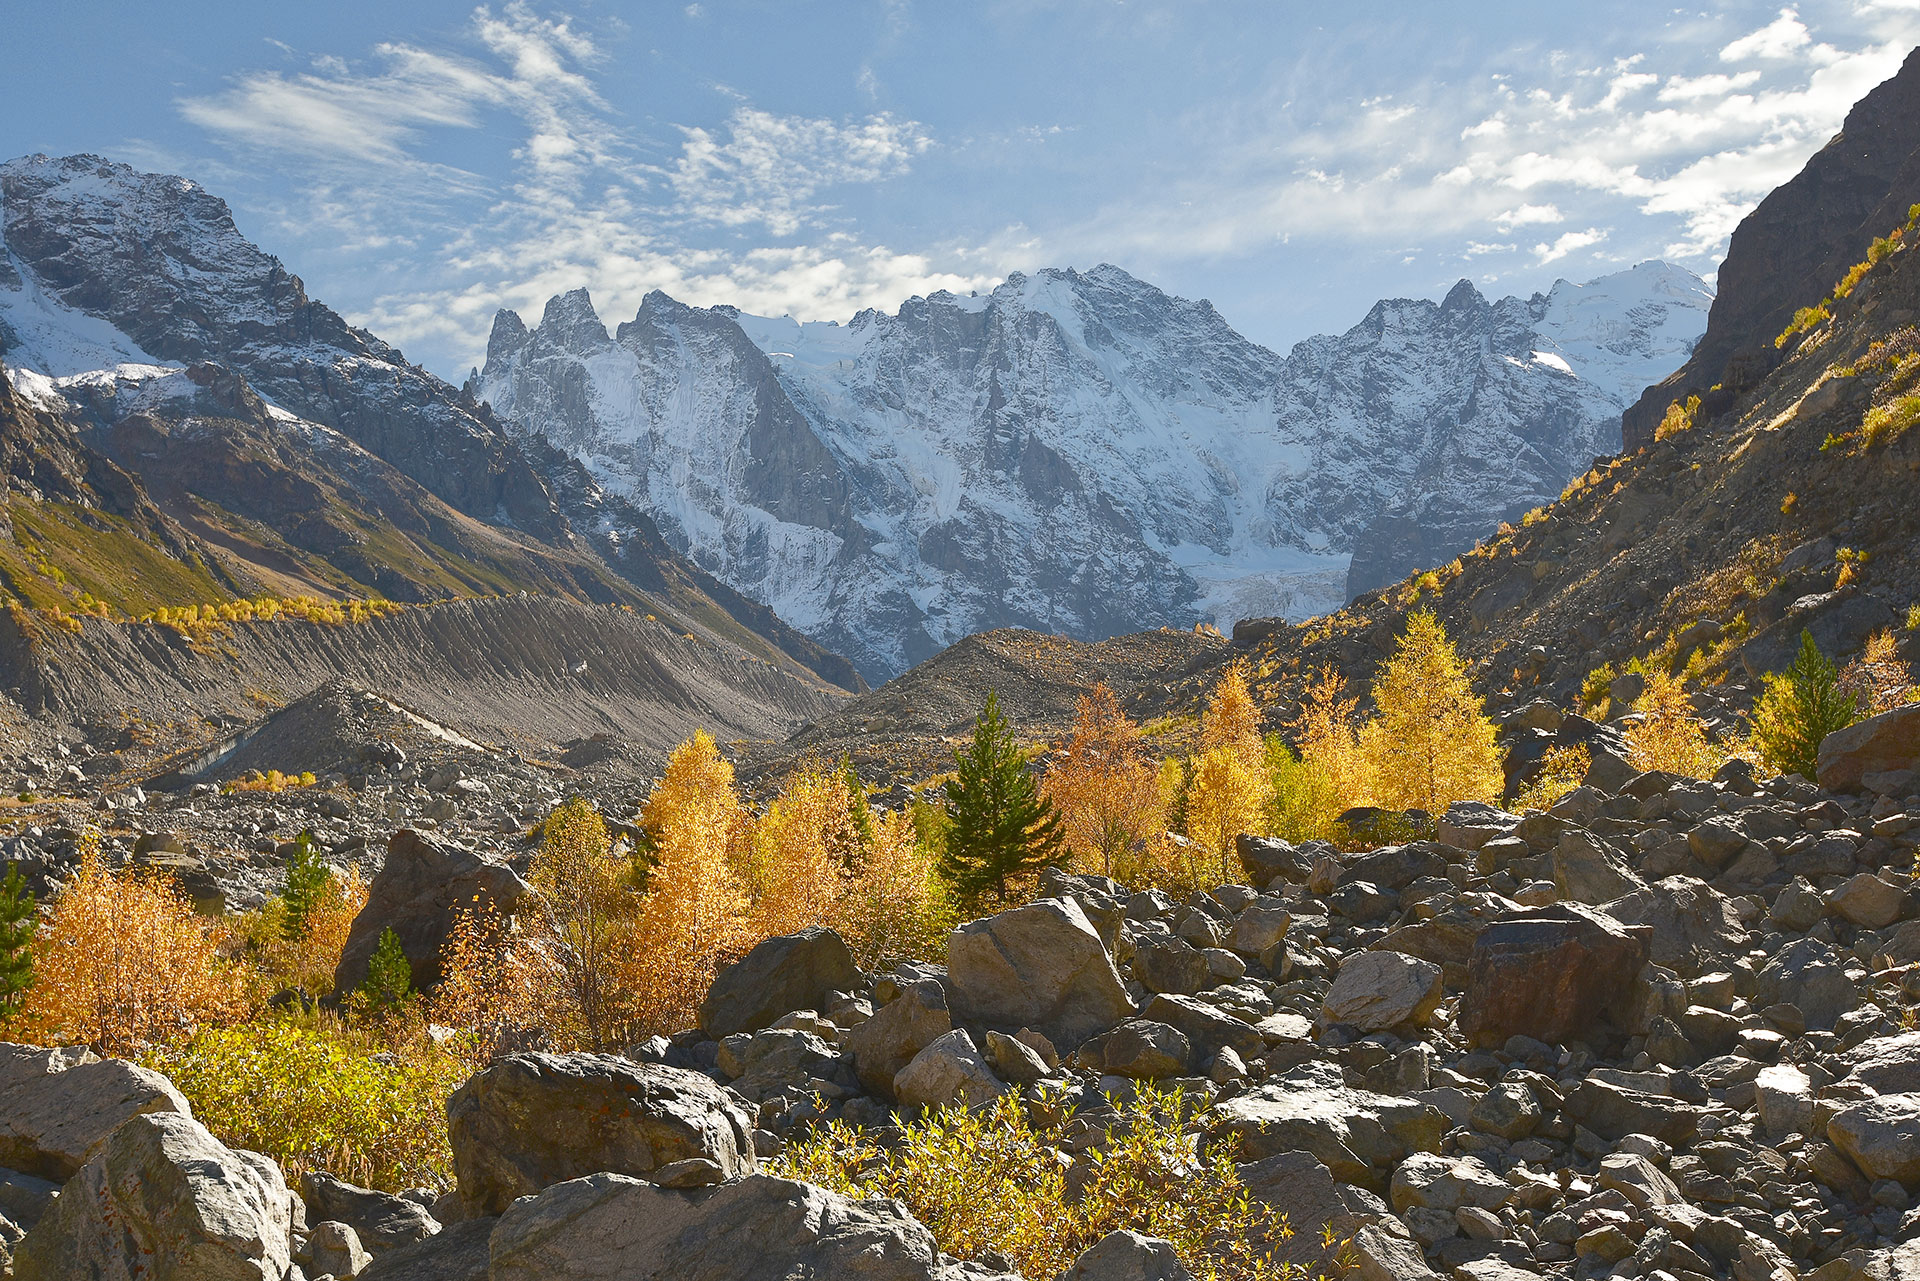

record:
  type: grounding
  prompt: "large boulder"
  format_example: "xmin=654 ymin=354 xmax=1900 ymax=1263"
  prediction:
xmin=0 ymin=1043 xmax=189 ymax=1181
xmin=13 ymin=1112 xmax=295 ymax=1281
xmin=1323 ymin=951 xmax=1442 ymax=1031
xmin=1830 ymin=1094 xmax=1920 ymax=1187
xmin=1237 ymin=834 xmax=1317 ymax=886
xmin=1458 ymin=904 xmax=1650 ymax=1048
xmin=698 ymin=927 xmax=859 ymax=1038
xmin=947 ymin=897 xmax=1133 ymax=1048
xmin=1602 ymin=877 xmax=1748 ymax=978
xmin=1238 ymin=1150 xmax=1387 ymax=1273
xmin=1817 ymin=704 xmax=1920 ymax=792
xmin=334 ymin=828 xmax=530 ymax=995
xmin=358 ymin=1218 xmax=494 ymax=1281
xmin=446 ymin=1053 xmax=755 ymax=1217
xmin=1842 ymin=1031 xmax=1920 ymax=1095
xmin=1209 ymin=1061 xmax=1448 ymax=1189
xmin=845 ymin=979 xmax=952 ymax=1097
xmin=1752 ymin=937 xmax=1858 ymax=1032
xmin=486 ymin=1172 xmax=1019 ymax=1281
xmin=1553 ymin=830 xmax=1648 ymax=904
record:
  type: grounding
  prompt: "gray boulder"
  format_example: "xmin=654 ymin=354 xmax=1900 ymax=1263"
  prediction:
xmin=1842 ymin=1031 xmax=1920 ymax=1094
xmin=1553 ymin=830 xmax=1647 ymax=904
xmin=1209 ymin=1061 xmax=1448 ymax=1188
xmin=302 ymin=1220 xmax=372 ymax=1280
xmin=301 ymin=1170 xmax=440 ymax=1253
xmin=1102 ymin=1020 xmax=1192 ymax=1079
xmin=358 ymin=1218 xmax=494 ymax=1281
xmin=1602 ymin=876 xmax=1747 ymax=977
xmin=948 ymin=897 xmax=1133 ymax=1048
xmin=446 ymin=1053 xmax=756 ymax=1217
xmin=1753 ymin=937 xmax=1858 ymax=1032
xmin=13 ymin=1112 xmax=295 ymax=1281
xmin=1830 ymin=1094 xmax=1920 ymax=1186
xmin=487 ymin=1172 xmax=1020 ymax=1280
xmin=1817 ymin=704 xmax=1920 ymax=791
xmin=1133 ymin=935 xmax=1211 ymax=995
xmin=0 ymin=1043 xmax=189 ymax=1181
xmin=845 ymin=979 xmax=952 ymax=1097
xmin=894 ymin=1030 xmax=1006 ymax=1109
xmin=334 ymin=828 xmax=530 ymax=994
xmin=1063 ymin=1230 xmax=1197 ymax=1280
xmin=699 ymin=927 xmax=859 ymax=1038
xmin=1323 ymin=951 xmax=1442 ymax=1031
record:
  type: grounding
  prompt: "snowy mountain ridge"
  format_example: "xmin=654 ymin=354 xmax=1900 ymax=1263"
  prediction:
xmin=473 ymin=261 xmax=1712 ymax=681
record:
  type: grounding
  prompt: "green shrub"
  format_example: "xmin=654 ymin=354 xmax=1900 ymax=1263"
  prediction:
xmin=0 ymin=865 xmax=34 ymax=1017
xmin=1750 ymin=630 xmax=1860 ymax=781
xmin=360 ymin=927 xmax=413 ymax=1010
xmin=776 ymin=1084 xmax=1303 ymax=1281
xmin=1580 ymin=663 xmax=1617 ymax=712
xmin=144 ymin=1019 xmax=468 ymax=1190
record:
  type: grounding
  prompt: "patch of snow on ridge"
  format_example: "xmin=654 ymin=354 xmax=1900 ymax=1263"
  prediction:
xmin=0 ymin=248 xmax=173 ymax=378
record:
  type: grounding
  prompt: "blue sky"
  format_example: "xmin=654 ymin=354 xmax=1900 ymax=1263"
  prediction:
xmin=6 ymin=2 xmax=1920 ymax=379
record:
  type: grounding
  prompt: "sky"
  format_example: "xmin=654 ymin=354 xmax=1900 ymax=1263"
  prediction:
xmin=6 ymin=2 xmax=1920 ymax=381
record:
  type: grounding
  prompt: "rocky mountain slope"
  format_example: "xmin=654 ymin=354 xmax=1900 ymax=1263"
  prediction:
xmin=1209 ymin=85 xmax=1920 ymax=778
xmin=0 ymin=154 xmax=859 ymax=692
xmin=471 ymin=261 xmax=1709 ymax=682
xmin=1624 ymin=46 xmax=1920 ymax=450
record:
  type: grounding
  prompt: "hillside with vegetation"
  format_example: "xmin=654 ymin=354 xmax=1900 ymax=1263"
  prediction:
xmin=7 ymin=41 xmax=1920 ymax=1281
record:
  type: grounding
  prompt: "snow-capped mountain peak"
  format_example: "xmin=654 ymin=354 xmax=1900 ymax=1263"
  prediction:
xmin=472 ymin=261 xmax=1710 ymax=681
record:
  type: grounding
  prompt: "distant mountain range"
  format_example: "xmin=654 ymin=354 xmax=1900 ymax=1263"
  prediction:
xmin=472 ymin=260 xmax=1711 ymax=680
xmin=0 ymin=153 xmax=859 ymax=693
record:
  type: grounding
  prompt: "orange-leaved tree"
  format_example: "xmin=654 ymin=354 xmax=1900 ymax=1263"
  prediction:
xmin=18 ymin=833 xmax=245 ymax=1055
xmin=1042 ymin=683 xmax=1164 ymax=880
xmin=746 ymin=767 xmax=861 ymax=941
xmin=627 ymin=731 xmax=749 ymax=1035
xmin=1359 ymin=610 xmax=1502 ymax=813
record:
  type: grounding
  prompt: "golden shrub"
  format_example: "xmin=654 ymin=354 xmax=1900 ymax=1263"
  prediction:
xmin=832 ymin=809 xmax=952 ymax=969
xmin=746 ymin=770 xmax=855 ymax=941
xmin=17 ymin=839 xmax=246 ymax=1055
xmin=1625 ymin=671 xmax=1720 ymax=779
xmin=776 ymin=1085 xmax=1298 ymax=1281
xmin=1184 ymin=744 xmax=1269 ymax=888
xmin=1199 ymin=662 xmax=1264 ymax=767
xmin=527 ymin=799 xmax=638 ymax=1051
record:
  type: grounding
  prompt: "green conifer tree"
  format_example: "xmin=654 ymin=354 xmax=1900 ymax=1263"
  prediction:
xmin=0 ymin=865 xmax=35 ymax=1018
xmin=361 ymin=926 xmax=413 ymax=1010
xmin=1752 ymin=630 xmax=1861 ymax=781
xmin=938 ymin=690 xmax=1063 ymax=910
xmin=280 ymin=831 xmax=328 ymax=942
xmin=841 ymin=754 xmax=876 ymax=851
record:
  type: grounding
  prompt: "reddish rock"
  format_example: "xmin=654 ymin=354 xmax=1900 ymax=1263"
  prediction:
xmin=1459 ymin=904 xmax=1650 ymax=1049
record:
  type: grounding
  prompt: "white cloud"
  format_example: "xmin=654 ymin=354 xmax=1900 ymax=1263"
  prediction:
xmin=177 ymin=2 xmax=967 ymax=368
xmin=1494 ymin=204 xmax=1564 ymax=229
xmin=667 ymin=108 xmax=933 ymax=235
xmin=1533 ymin=228 xmax=1607 ymax=264
xmin=1722 ymin=8 xmax=1813 ymax=61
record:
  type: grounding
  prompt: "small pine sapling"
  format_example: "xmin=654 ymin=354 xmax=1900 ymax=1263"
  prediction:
xmin=0 ymin=865 xmax=35 ymax=1018
xmin=361 ymin=927 xmax=414 ymax=1010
